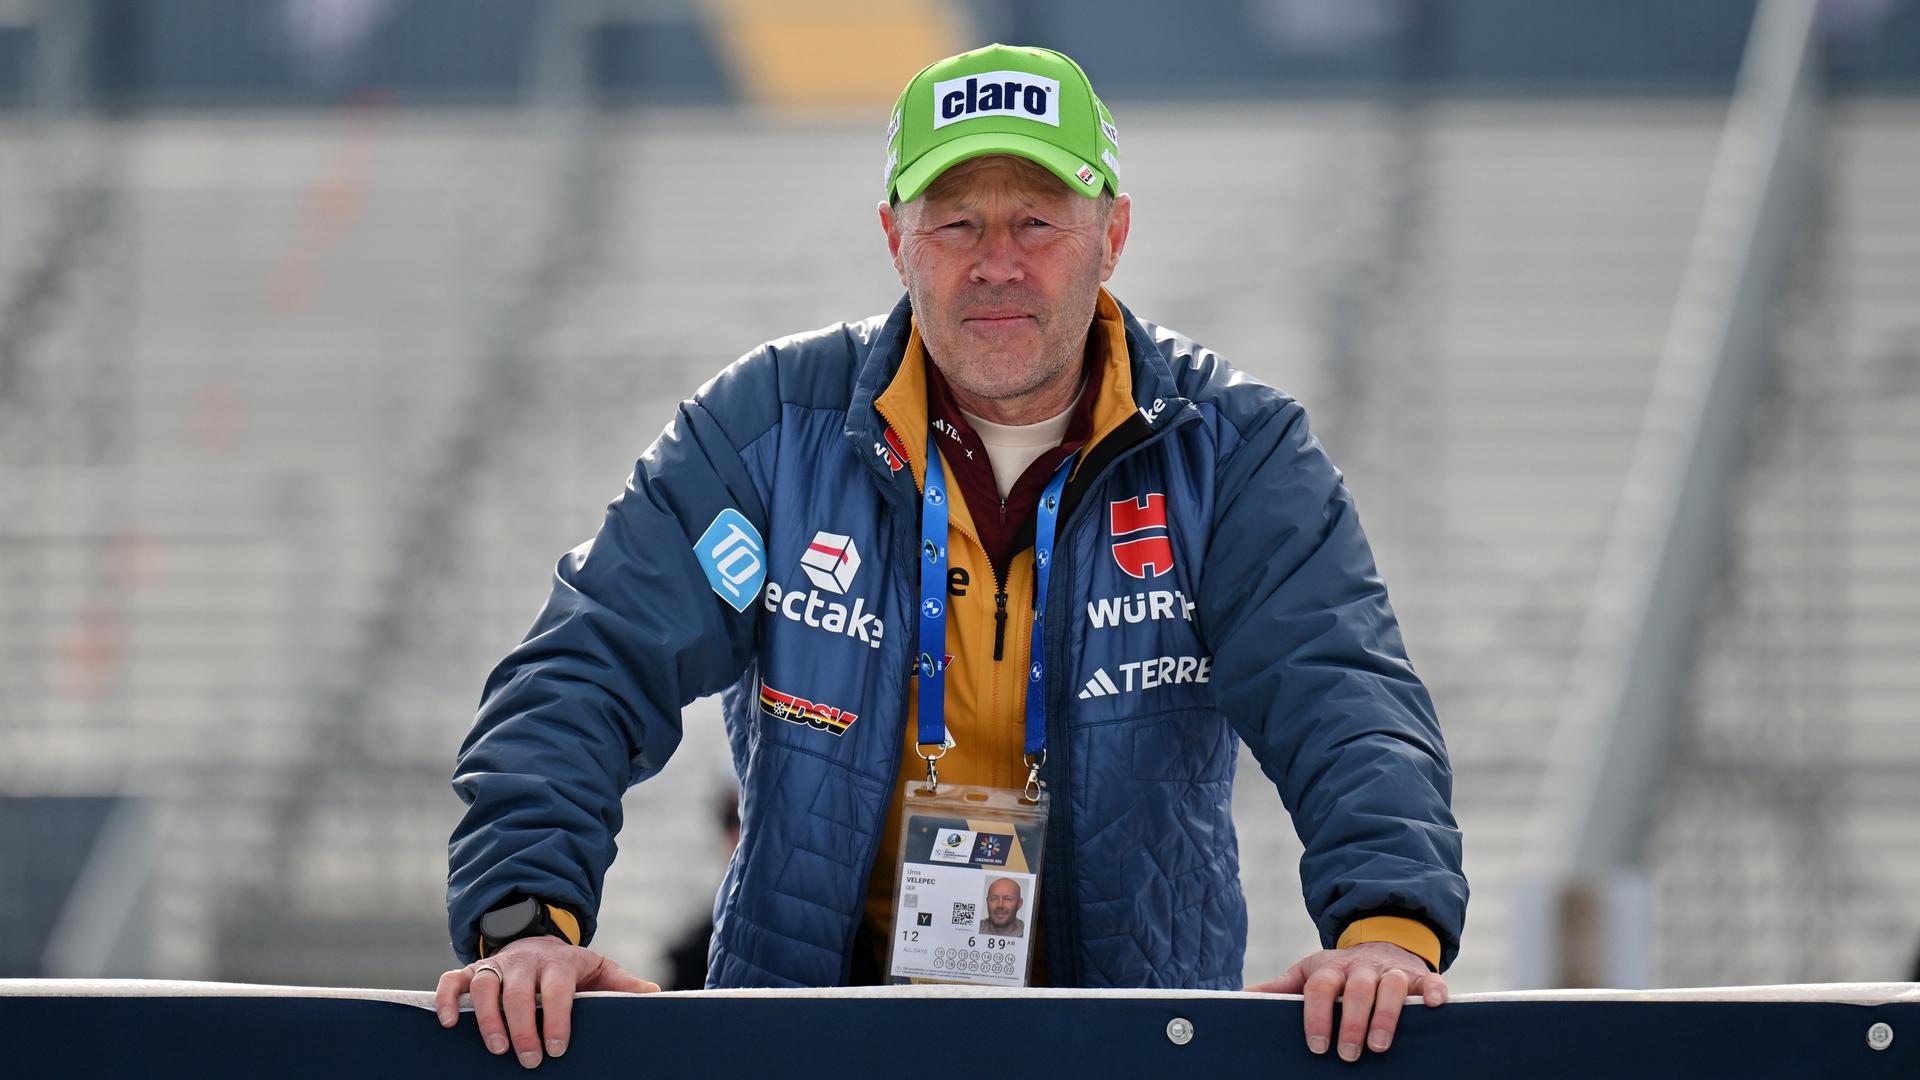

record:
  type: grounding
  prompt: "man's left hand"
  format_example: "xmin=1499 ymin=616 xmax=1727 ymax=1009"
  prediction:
xmin=1247 ymin=942 xmax=1447 ymax=1061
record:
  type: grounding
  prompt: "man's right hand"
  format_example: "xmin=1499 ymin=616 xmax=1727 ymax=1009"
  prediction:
xmin=435 ymin=936 xmax=659 ymax=1069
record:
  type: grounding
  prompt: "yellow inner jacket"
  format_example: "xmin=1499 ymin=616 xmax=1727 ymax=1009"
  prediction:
xmin=859 ymin=288 xmax=1441 ymax=981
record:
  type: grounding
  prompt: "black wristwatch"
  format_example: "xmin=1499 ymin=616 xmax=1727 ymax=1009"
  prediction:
xmin=478 ymin=896 xmax=581 ymax=957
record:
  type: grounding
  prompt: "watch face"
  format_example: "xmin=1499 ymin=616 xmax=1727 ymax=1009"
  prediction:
xmin=480 ymin=897 xmax=540 ymax=939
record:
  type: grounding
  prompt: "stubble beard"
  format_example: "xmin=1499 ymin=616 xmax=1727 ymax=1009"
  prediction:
xmin=908 ymin=275 xmax=1099 ymax=415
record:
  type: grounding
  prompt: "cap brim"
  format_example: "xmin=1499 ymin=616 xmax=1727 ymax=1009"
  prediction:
xmin=894 ymin=130 xmax=1105 ymax=203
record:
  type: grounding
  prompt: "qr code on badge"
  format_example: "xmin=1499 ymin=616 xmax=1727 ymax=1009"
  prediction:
xmin=903 ymin=893 xmax=919 ymax=909
xmin=951 ymin=902 xmax=976 ymax=927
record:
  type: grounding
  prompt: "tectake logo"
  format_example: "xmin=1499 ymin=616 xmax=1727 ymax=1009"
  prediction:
xmin=932 ymin=70 xmax=1061 ymax=129
xmin=766 ymin=532 xmax=886 ymax=649
xmin=1110 ymin=493 xmax=1175 ymax=579
xmin=801 ymin=531 xmax=861 ymax=594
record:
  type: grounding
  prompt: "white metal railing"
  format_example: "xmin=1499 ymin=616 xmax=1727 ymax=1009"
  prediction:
xmin=1525 ymin=0 xmax=1826 ymax=982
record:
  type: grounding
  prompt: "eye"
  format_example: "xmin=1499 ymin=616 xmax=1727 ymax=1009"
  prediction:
xmin=1025 ymin=218 xmax=1052 ymax=228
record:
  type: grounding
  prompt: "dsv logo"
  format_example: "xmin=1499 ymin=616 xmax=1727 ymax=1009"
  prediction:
xmin=932 ymin=71 xmax=1061 ymax=130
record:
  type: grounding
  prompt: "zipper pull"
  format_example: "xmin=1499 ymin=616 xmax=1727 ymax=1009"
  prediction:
xmin=992 ymin=588 xmax=1009 ymax=661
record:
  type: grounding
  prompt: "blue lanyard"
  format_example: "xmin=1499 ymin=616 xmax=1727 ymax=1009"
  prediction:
xmin=917 ymin=432 xmax=1072 ymax=767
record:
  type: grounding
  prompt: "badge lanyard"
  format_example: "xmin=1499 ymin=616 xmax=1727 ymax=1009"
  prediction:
xmin=917 ymin=432 xmax=1070 ymax=799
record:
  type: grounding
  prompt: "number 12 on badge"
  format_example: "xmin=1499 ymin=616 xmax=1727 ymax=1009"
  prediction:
xmin=887 ymin=784 xmax=1049 ymax=987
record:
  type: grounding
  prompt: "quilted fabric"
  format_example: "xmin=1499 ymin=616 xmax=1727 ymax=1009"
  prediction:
xmin=447 ymin=292 xmax=1467 ymax=984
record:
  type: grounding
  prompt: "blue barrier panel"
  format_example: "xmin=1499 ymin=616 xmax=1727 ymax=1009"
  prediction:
xmin=1 ymin=981 xmax=1915 ymax=1077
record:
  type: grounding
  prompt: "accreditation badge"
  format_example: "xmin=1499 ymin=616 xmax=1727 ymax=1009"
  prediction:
xmin=886 ymin=784 xmax=1048 ymax=987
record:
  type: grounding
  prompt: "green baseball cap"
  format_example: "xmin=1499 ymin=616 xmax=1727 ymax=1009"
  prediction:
xmin=884 ymin=43 xmax=1121 ymax=203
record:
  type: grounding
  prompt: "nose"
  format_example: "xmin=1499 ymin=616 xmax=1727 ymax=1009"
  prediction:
xmin=969 ymin=225 xmax=1024 ymax=285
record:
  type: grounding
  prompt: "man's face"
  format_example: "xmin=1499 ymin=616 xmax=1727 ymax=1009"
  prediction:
xmin=880 ymin=156 xmax=1131 ymax=416
xmin=986 ymin=879 xmax=1022 ymax=929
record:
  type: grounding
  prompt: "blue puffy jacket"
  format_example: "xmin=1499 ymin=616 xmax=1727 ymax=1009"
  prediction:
xmin=448 ymin=292 xmax=1467 ymax=986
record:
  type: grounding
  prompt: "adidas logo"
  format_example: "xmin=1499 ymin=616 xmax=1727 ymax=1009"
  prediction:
xmin=1078 ymin=668 xmax=1121 ymax=699
xmin=1076 ymin=655 xmax=1213 ymax=699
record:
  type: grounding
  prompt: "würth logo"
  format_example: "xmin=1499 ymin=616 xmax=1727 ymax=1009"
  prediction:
xmin=880 ymin=427 xmax=908 ymax=473
xmin=1109 ymin=493 xmax=1174 ymax=579
xmin=932 ymin=70 xmax=1061 ymax=129
xmin=801 ymin=531 xmax=861 ymax=594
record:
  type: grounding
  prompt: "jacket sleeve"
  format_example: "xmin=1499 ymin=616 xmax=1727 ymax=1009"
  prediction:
xmin=1197 ymin=399 xmax=1467 ymax=971
xmin=445 ymin=387 xmax=773 ymax=964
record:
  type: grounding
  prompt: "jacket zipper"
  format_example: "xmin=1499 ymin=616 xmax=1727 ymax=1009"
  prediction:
xmin=993 ymin=498 xmax=1010 ymax=659
xmin=840 ymin=426 xmax=1015 ymax=979
xmin=840 ymin=392 xmax=1202 ymax=986
xmin=1039 ymin=402 xmax=1202 ymax=986
xmin=947 ymin=509 xmax=1014 ymax=787
xmin=992 ymin=588 xmax=1009 ymax=660
xmin=839 ymin=432 xmax=921 ymax=986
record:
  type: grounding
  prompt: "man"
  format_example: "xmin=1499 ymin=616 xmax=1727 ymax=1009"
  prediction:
xmin=980 ymin=878 xmax=1026 ymax=938
xmin=438 ymin=43 xmax=1466 ymax=1071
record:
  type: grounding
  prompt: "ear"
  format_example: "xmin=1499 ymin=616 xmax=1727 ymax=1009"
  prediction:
xmin=1098 ymin=193 xmax=1131 ymax=282
xmin=878 ymin=200 xmax=909 ymax=287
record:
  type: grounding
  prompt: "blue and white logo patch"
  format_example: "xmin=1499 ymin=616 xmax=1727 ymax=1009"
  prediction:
xmin=694 ymin=508 xmax=765 ymax=613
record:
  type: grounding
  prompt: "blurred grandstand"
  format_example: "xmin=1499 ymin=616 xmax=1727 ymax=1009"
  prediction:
xmin=1 ymin=0 xmax=1916 ymax=994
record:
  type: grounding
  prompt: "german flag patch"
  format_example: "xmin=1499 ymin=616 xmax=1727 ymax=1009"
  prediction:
xmin=760 ymin=682 xmax=859 ymax=736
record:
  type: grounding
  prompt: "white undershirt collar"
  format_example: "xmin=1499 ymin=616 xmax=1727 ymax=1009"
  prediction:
xmin=958 ymin=379 xmax=1084 ymax=499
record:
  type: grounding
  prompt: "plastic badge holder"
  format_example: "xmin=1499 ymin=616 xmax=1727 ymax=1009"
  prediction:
xmin=886 ymin=783 xmax=1049 ymax=987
